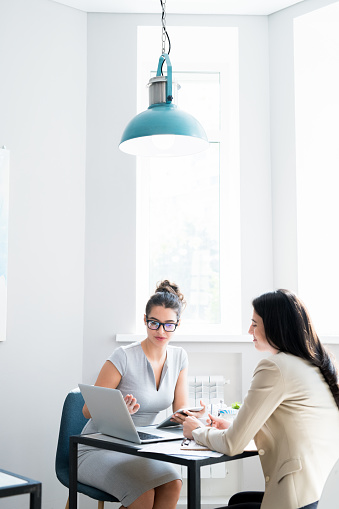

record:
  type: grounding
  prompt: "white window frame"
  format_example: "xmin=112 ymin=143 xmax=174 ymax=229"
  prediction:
xmin=133 ymin=26 xmax=241 ymax=338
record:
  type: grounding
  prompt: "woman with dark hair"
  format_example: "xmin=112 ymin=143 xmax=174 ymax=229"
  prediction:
xmin=182 ymin=289 xmax=339 ymax=509
xmin=78 ymin=280 xmax=205 ymax=509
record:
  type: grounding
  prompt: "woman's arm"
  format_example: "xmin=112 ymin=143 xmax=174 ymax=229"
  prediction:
xmin=171 ymin=367 xmax=206 ymax=423
xmin=191 ymin=357 xmax=285 ymax=455
xmin=172 ymin=366 xmax=189 ymax=412
xmin=82 ymin=361 xmax=122 ymax=418
xmin=183 ymin=414 xmax=230 ymax=439
xmin=82 ymin=360 xmax=140 ymax=418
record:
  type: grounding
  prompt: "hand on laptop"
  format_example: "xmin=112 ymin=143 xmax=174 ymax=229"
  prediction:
xmin=124 ymin=394 xmax=140 ymax=415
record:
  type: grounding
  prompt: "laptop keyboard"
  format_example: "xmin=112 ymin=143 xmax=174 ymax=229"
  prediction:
xmin=137 ymin=431 xmax=163 ymax=441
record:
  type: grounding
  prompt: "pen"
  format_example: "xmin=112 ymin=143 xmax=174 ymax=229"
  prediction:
xmin=181 ymin=439 xmax=191 ymax=446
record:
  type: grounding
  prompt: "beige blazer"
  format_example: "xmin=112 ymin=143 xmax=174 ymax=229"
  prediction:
xmin=193 ymin=352 xmax=339 ymax=509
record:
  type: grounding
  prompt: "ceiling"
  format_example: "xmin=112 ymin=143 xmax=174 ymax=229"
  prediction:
xmin=50 ymin=0 xmax=305 ymax=16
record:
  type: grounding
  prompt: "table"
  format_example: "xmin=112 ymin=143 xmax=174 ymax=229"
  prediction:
xmin=0 ymin=468 xmax=41 ymax=509
xmin=69 ymin=434 xmax=257 ymax=509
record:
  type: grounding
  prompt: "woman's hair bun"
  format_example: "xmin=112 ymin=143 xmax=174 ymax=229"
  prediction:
xmin=145 ymin=280 xmax=186 ymax=318
xmin=156 ymin=280 xmax=185 ymax=305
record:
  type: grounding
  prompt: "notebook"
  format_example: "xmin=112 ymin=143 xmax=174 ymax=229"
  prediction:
xmin=78 ymin=384 xmax=184 ymax=445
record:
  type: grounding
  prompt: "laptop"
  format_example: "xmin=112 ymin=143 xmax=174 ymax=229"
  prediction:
xmin=78 ymin=384 xmax=184 ymax=445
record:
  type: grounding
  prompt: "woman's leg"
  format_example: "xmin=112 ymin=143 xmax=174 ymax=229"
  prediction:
xmin=153 ymin=479 xmax=182 ymax=509
xmin=120 ymin=480 xmax=182 ymax=509
xmin=79 ymin=449 xmax=181 ymax=508
xmin=120 ymin=488 xmax=155 ymax=509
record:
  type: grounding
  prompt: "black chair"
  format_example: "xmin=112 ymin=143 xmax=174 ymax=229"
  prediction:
xmin=55 ymin=388 xmax=118 ymax=509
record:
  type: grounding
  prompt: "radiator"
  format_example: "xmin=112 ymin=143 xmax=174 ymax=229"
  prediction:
xmin=181 ymin=375 xmax=230 ymax=479
xmin=188 ymin=375 xmax=227 ymax=408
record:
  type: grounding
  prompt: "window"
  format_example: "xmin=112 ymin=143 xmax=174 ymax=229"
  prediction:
xmin=294 ymin=3 xmax=339 ymax=335
xmin=136 ymin=27 xmax=240 ymax=335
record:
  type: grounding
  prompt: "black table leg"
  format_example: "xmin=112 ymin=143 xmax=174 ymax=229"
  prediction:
xmin=30 ymin=484 xmax=42 ymax=509
xmin=187 ymin=462 xmax=201 ymax=509
xmin=69 ymin=438 xmax=78 ymax=509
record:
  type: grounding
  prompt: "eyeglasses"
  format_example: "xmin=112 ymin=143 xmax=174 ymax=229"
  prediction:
xmin=146 ymin=318 xmax=179 ymax=332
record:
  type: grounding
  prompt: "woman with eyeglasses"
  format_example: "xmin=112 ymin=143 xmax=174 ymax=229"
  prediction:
xmin=78 ymin=280 xmax=205 ymax=509
xmin=181 ymin=289 xmax=339 ymax=509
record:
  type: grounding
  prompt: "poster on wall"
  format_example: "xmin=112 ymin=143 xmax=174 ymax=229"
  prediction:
xmin=0 ymin=148 xmax=9 ymax=342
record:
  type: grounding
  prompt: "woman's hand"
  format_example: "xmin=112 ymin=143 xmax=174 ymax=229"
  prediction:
xmin=171 ymin=400 xmax=207 ymax=424
xmin=183 ymin=416 xmax=203 ymax=439
xmin=187 ymin=400 xmax=206 ymax=418
xmin=206 ymin=413 xmax=230 ymax=430
xmin=124 ymin=394 xmax=140 ymax=415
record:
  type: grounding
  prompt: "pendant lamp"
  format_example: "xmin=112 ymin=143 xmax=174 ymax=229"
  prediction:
xmin=119 ymin=2 xmax=209 ymax=157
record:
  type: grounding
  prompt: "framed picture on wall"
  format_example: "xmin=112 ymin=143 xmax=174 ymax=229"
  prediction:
xmin=0 ymin=147 xmax=9 ymax=342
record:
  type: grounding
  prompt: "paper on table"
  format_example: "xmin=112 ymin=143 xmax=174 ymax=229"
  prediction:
xmin=180 ymin=449 xmax=223 ymax=457
xmin=180 ymin=439 xmax=209 ymax=451
xmin=139 ymin=440 xmax=223 ymax=457
xmin=0 ymin=472 xmax=28 ymax=488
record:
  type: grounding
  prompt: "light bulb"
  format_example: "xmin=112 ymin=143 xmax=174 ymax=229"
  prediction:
xmin=151 ymin=134 xmax=176 ymax=151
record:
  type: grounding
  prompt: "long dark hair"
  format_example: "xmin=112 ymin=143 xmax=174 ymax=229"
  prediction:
xmin=145 ymin=280 xmax=186 ymax=320
xmin=253 ymin=289 xmax=339 ymax=409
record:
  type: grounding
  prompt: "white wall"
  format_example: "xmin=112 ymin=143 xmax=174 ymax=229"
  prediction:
xmin=269 ymin=0 xmax=338 ymax=291
xmin=83 ymin=14 xmax=138 ymax=384
xmin=0 ymin=1 xmax=86 ymax=508
xmin=268 ymin=0 xmax=339 ymax=353
xmin=268 ymin=0 xmax=339 ymax=442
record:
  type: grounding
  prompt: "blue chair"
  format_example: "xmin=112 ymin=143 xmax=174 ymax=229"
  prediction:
xmin=55 ymin=388 xmax=119 ymax=509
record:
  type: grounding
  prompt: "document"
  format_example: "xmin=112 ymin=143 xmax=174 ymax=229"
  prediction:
xmin=180 ymin=439 xmax=210 ymax=451
xmin=139 ymin=440 xmax=223 ymax=457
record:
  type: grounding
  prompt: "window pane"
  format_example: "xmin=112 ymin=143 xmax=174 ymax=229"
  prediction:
xmin=147 ymin=144 xmax=220 ymax=325
xmin=136 ymin=26 xmax=241 ymax=335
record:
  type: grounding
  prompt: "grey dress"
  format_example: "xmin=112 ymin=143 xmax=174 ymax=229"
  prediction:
xmin=78 ymin=342 xmax=188 ymax=507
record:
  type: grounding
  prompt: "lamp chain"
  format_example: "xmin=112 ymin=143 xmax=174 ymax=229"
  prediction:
xmin=160 ymin=0 xmax=171 ymax=57
xmin=161 ymin=0 xmax=166 ymax=54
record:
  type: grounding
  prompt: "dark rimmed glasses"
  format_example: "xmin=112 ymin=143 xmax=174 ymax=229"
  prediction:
xmin=146 ymin=317 xmax=179 ymax=332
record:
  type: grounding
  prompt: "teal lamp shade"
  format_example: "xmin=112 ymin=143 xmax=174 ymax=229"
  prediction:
xmin=119 ymin=103 xmax=209 ymax=157
xmin=119 ymin=54 xmax=209 ymax=157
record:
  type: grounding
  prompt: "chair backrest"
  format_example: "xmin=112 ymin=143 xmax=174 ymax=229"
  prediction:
xmin=318 ymin=457 xmax=339 ymax=509
xmin=55 ymin=388 xmax=119 ymax=504
xmin=55 ymin=388 xmax=88 ymax=486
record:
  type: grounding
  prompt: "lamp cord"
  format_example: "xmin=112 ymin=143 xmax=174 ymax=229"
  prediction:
xmin=160 ymin=0 xmax=171 ymax=75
